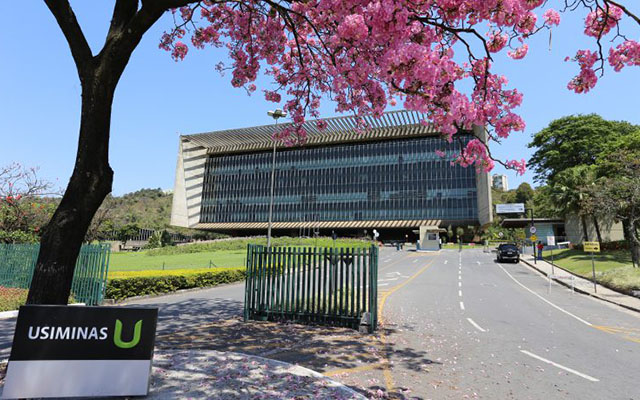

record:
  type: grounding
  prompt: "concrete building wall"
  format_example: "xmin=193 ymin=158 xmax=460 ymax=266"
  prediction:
xmin=564 ymin=214 xmax=625 ymax=244
xmin=170 ymin=138 xmax=208 ymax=228
xmin=474 ymin=125 xmax=493 ymax=228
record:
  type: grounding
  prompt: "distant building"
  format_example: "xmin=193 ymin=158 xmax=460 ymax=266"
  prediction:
xmin=171 ymin=110 xmax=493 ymax=240
xmin=492 ymin=174 xmax=508 ymax=191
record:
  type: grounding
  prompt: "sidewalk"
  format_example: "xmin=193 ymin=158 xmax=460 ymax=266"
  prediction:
xmin=520 ymin=254 xmax=640 ymax=313
xmin=147 ymin=349 xmax=366 ymax=399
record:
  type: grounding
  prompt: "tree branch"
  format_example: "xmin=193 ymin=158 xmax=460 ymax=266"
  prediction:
xmin=107 ymin=0 xmax=140 ymax=43
xmin=43 ymin=0 xmax=93 ymax=70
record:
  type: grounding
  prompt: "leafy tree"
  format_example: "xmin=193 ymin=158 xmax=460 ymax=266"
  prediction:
xmin=116 ymin=224 xmax=140 ymax=247
xmin=514 ymin=183 xmax=535 ymax=207
xmin=0 ymin=164 xmax=58 ymax=243
xmin=528 ymin=114 xmax=637 ymax=183
xmin=584 ymin=151 xmax=640 ymax=267
xmin=30 ymin=1 xmax=640 ymax=304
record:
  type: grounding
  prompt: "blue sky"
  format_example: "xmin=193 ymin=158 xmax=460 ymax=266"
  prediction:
xmin=1 ymin=2 xmax=639 ymax=196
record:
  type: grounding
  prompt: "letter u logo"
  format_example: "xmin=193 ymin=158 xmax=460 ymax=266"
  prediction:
xmin=114 ymin=319 xmax=142 ymax=349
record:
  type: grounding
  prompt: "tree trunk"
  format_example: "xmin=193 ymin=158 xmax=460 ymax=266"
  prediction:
xmin=624 ymin=221 xmax=640 ymax=268
xmin=27 ymin=72 xmax=115 ymax=305
xmin=580 ymin=215 xmax=590 ymax=242
xmin=592 ymin=216 xmax=603 ymax=244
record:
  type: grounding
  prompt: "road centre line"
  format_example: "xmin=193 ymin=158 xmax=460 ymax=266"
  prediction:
xmin=460 ymin=301 xmax=465 ymax=310
xmin=520 ymin=350 xmax=599 ymax=382
xmin=444 ymin=260 xmax=448 ymax=265
xmin=458 ymin=290 xmax=462 ymax=297
xmin=466 ymin=318 xmax=486 ymax=332
xmin=459 ymin=282 xmax=462 ymax=287
xmin=496 ymin=264 xmax=592 ymax=327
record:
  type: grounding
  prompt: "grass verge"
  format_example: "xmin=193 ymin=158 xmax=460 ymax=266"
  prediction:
xmin=542 ymin=248 xmax=640 ymax=294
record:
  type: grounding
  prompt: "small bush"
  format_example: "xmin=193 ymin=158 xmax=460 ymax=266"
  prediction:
xmin=105 ymin=268 xmax=246 ymax=301
xmin=0 ymin=287 xmax=28 ymax=311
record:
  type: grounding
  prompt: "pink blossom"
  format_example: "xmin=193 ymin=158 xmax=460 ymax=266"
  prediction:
xmin=543 ymin=9 xmax=561 ymax=26
xmin=435 ymin=149 xmax=446 ymax=158
xmin=508 ymin=44 xmax=529 ymax=60
xmin=609 ymin=40 xmax=640 ymax=72
xmin=171 ymin=42 xmax=188 ymax=61
xmin=337 ymin=14 xmax=368 ymax=41
xmin=156 ymin=0 xmax=640 ymax=175
xmin=584 ymin=5 xmax=622 ymax=37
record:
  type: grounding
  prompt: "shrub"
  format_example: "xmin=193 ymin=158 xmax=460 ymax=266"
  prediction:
xmin=105 ymin=268 xmax=246 ymax=301
xmin=0 ymin=286 xmax=28 ymax=311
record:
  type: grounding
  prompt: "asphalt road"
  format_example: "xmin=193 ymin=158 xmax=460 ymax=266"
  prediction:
xmin=0 ymin=248 xmax=638 ymax=399
xmin=379 ymin=248 xmax=640 ymax=399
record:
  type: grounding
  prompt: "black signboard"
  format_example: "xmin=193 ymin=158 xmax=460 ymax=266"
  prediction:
xmin=3 ymin=305 xmax=158 ymax=399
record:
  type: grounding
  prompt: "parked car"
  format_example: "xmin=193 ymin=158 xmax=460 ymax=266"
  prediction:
xmin=497 ymin=243 xmax=520 ymax=263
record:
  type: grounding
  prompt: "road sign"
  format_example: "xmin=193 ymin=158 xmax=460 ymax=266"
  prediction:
xmin=547 ymin=236 xmax=555 ymax=246
xmin=583 ymin=241 xmax=600 ymax=252
xmin=496 ymin=203 xmax=525 ymax=214
xmin=530 ymin=234 xmax=537 ymax=242
xmin=529 ymin=226 xmax=537 ymax=234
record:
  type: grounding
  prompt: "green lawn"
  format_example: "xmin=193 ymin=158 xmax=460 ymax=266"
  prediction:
xmin=109 ymin=249 xmax=246 ymax=272
xmin=542 ymin=248 xmax=640 ymax=293
xmin=108 ymin=237 xmax=374 ymax=275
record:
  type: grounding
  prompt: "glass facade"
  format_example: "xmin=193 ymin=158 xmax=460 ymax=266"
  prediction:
xmin=200 ymin=135 xmax=478 ymax=224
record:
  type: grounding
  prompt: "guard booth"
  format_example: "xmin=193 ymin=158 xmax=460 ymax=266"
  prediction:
xmin=415 ymin=226 xmax=444 ymax=251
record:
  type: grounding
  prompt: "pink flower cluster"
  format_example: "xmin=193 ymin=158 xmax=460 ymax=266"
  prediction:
xmin=584 ymin=5 xmax=622 ymax=37
xmin=609 ymin=40 xmax=640 ymax=72
xmin=567 ymin=50 xmax=599 ymax=93
xmin=157 ymin=0 xmax=640 ymax=175
xmin=543 ymin=9 xmax=560 ymax=26
xmin=508 ymin=44 xmax=529 ymax=60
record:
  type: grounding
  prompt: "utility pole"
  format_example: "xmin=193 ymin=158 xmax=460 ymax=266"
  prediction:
xmin=266 ymin=109 xmax=287 ymax=248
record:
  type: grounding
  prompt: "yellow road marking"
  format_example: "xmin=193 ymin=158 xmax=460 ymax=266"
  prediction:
xmin=376 ymin=257 xmax=437 ymax=392
xmin=323 ymin=361 xmax=388 ymax=377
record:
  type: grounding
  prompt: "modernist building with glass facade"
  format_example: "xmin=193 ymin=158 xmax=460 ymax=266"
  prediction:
xmin=171 ymin=110 xmax=492 ymax=239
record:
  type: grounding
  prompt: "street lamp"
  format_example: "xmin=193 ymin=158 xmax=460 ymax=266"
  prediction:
xmin=266 ymin=108 xmax=287 ymax=248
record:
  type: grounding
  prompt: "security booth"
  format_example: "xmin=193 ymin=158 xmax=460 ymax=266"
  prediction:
xmin=415 ymin=226 xmax=445 ymax=251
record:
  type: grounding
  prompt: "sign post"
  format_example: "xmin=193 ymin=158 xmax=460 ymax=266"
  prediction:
xmin=547 ymin=236 xmax=556 ymax=275
xmin=530 ymin=226 xmax=537 ymax=265
xmin=3 ymin=305 xmax=158 ymax=399
xmin=583 ymin=241 xmax=601 ymax=292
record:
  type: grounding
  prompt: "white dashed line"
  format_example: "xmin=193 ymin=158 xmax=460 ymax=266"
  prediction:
xmin=476 ymin=261 xmax=481 ymax=265
xmin=520 ymin=350 xmax=599 ymax=382
xmin=496 ymin=264 xmax=592 ymax=326
xmin=378 ymin=278 xmax=398 ymax=282
xmin=378 ymin=283 xmax=390 ymax=287
xmin=466 ymin=318 xmax=486 ymax=332
xmin=458 ymin=290 xmax=462 ymax=297
xmin=459 ymin=301 xmax=465 ymax=310
xmin=444 ymin=260 xmax=448 ymax=265
xmin=413 ymin=259 xmax=418 ymax=263
xmin=458 ymin=282 xmax=462 ymax=287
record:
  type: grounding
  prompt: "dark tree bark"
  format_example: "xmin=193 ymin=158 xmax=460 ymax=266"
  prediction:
xmin=624 ymin=220 xmax=640 ymax=268
xmin=27 ymin=0 xmax=193 ymax=304
xmin=592 ymin=216 xmax=603 ymax=244
xmin=580 ymin=215 xmax=590 ymax=242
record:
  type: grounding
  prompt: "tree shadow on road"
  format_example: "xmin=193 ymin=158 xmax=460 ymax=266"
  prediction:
xmin=142 ymin=297 xmax=439 ymax=399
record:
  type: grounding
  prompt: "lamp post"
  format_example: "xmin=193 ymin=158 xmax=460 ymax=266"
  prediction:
xmin=266 ymin=108 xmax=287 ymax=248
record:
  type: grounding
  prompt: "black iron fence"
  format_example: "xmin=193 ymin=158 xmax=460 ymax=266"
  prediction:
xmin=243 ymin=244 xmax=378 ymax=332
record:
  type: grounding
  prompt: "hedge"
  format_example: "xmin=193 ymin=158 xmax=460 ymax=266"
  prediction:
xmin=105 ymin=268 xmax=246 ymax=301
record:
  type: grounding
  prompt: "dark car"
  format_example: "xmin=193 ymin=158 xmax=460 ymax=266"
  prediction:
xmin=497 ymin=243 xmax=520 ymax=263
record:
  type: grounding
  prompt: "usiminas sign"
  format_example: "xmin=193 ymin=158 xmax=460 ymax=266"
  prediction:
xmin=2 ymin=305 xmax=158 ymax=399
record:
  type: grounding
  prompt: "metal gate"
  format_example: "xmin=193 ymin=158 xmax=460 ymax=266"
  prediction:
xmin=243 ymin=244 xmax=378 ymax=332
